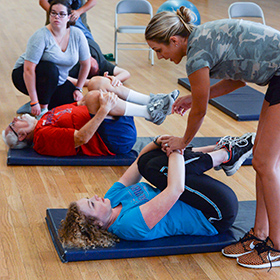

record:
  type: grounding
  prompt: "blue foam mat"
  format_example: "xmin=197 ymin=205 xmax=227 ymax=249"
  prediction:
xmin=6 ymin=136 xmax=252 ymax=166
xmin=178 ymin=78 xmax=264 ymax=121
xmin=46 ymin=200 xmax=256 ymax=262
xmin=6 ymin=137 xmax=152 ymax=166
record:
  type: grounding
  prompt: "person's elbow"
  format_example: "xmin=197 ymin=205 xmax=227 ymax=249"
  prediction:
xmin=192 ymin=106 xmax=207 ymax=119
xmin=167 ymin=182 xmax=184 ymax=197
xmin=74 ymin=131 xmax=89 ymax=147
xmin=79 ymin=58 xmax=91 ymax=70
xmin=114 ymin=66 xmax=131 ymax=82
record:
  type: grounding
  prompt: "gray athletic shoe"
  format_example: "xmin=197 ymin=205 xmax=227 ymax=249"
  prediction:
xmin=146 ymin=90 xmax=180 ymax=125
xmin=35 ymin=108 xmax=48 ymax=120
xmin=17 ymin=101 xmax=31 ymax=114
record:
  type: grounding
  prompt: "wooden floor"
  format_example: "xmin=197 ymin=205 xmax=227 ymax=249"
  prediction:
xmin=1 ymin=0 xmax=280 ymax=279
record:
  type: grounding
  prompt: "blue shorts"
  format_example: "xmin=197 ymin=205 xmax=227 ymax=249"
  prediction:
xmin=96 ymin=116 xmax=137 ymax=154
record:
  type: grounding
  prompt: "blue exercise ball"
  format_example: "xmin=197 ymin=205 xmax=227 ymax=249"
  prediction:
xmin=157 ymin=0 xmax=201 ymax=26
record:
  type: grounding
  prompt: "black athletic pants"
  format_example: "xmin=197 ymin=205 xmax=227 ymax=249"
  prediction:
xmin=12 ymin=61 xmax=76 ymax=109
xmin=137 ymin=149 xmax=238 ymax=233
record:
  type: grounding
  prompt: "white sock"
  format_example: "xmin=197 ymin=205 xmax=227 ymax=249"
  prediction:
xmin=124 ymin=103 xmax=151 ymax=119
xmin=126 ymin=90 xmax=151 ymax=105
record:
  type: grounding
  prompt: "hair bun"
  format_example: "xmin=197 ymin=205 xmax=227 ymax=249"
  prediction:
xmin=177 ymin=6 xmax=193 ymax=24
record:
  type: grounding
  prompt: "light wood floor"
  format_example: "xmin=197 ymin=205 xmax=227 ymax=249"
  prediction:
xmin=1 ymin=0 xmax=280 ymax=279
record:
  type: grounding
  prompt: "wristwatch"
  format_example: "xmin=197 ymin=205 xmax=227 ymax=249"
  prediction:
xmin=75 ymin=87 xmax=83 ymax=93
xmin=153 ymin=135 xmax=161 ymax=147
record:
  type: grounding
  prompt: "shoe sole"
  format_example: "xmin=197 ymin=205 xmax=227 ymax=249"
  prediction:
xmin=17 ymin=101 xmax=31 ymax=114
xmin=214 ymin=165 xmax=222 ymax=171
xmin=222 ymin=148 xmax=253 ymax=176
xmin=237 ymin=258 xmax=280 ymax=269
xmin=171 ymin=90 xmax=180 ymax=101
xmin=222 ymin=249 xmax=253 ymax=258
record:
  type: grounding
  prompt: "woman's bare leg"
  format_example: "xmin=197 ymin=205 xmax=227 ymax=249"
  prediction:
xmin=252 ymin=101 xmax=280 ymax=248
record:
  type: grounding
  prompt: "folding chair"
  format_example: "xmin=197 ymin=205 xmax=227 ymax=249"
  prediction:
xmin=114 ymin=0 xmax=154 ymax=65
xmin=228 ymin=2 xmax=265 ymax=24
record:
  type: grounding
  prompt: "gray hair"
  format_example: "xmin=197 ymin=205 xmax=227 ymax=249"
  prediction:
xmin=2 ymin=130 xmax=29 ymax=149
xmin=145 ymin=6 xmax=194 ymax=45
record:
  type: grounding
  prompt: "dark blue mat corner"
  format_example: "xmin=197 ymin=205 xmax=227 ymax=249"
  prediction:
xmin=46 ymin=200 xmax=256 ymax=262
xmin=178 ymin=78 xmax=264 ymax=121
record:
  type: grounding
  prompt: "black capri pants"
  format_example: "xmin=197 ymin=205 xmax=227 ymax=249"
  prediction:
xmin=12 ymin=61 xmax=76 ymax=109
xmin=137 ymin=149 xmax=238 ymax=233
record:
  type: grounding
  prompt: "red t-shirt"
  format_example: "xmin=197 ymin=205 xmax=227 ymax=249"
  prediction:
xmin=33 ymin=103 xmax=114 ymax=157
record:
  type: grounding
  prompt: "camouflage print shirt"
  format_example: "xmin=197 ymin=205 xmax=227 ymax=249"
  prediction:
xmin=186 ymin=19 xmax=280 ymax=86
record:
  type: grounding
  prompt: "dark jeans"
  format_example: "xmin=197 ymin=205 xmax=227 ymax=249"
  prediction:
xmin=137 ymin=149 xmax=238 ymax=233
xmin=12 ymin=61 xmax=76 ymax=109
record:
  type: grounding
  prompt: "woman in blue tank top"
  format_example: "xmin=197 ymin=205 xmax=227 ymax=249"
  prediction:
xmin=59 ymin=135 xmax=254 ymax=247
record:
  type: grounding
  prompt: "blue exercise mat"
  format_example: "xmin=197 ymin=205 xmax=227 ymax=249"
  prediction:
xmin=6 ymin=137 xmax=152 ymax=166
xmin=46 ymin=200 xmax=256 ymax=262
xmin=178 ymin=78 xmax=264 ymax=121
xmin=6 ymin=136 xmax=252 ymax=166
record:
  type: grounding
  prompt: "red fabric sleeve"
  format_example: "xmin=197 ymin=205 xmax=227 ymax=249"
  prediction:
xmin=33 ymin=126 xmax=77 ymax=156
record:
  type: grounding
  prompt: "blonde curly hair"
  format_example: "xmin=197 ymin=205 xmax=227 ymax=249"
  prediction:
xmin=58 ymin=202 xmax=119 ymax=249
xmin=145 ymin=6 xmax=194 ymax=45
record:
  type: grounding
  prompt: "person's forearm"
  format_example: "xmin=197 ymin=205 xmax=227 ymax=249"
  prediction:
xmin=77 ymin=0 xmax=97 ymax=14
xmin=23 ymin=69 xmax=38 ymax=103
xmin=167 ymin=151 xmax=185 ymax=194
xmin=76 ymin=59 xmax=91 ymax=89
xmin=210 ymin=79 xmax=246 ymax=99
xmin=137 ymin=140 xmax=162 ymax=158
xmin=118 ymin=140 xmax=162 ymax=187
xmin=139 ymin=151 xmax=185 ymax=229
xmin=39 ymin=0 xmax=50 ymax=12
xmin=74 ymin=106 xmax=108 ymax=147
xmin=113 ymin=67 xmax=131 ymax=82
xmin=182 ymin=108 xmax=205 ymax=147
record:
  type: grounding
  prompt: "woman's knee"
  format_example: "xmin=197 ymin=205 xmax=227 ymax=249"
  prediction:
xmin=82 ymin=90 xmax=101 ymax=113
xmin=36 ymin=61 xmax=59 ymax=81
xmin=252 ymin=153 xmax=280 ymax=178
xmin=88 ymin=76 xmax=110 ymax=91
xmin=138 ymin=150 xmax=165 ymax=175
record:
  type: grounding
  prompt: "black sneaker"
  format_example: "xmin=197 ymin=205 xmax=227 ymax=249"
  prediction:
xmin=214 ymin=133 xmax=254 ymax=172
xmin=220 ymin=132 xmax=256 ymax=176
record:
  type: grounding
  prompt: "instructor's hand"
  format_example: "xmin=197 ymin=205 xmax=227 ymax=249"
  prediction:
xmin=161 ymin=136 xmax=186 ymax=156
xmin=172 ymin=95 xmax=192 ymax=116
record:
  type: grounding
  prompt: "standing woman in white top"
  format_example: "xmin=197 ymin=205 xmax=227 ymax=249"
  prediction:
xmin=12 ymin=0 xmax=91 ymax=117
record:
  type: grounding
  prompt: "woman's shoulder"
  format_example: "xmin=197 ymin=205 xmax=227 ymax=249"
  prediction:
xmin=70 ymin=26 xmax=85 ymax=38
xmin=32 ymin=26 xmax=50 ymax=36
xmin=27 ymin=26 xmax=50 ymax=44
xmin=104 ymin=182 xmax=126 ymax=199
